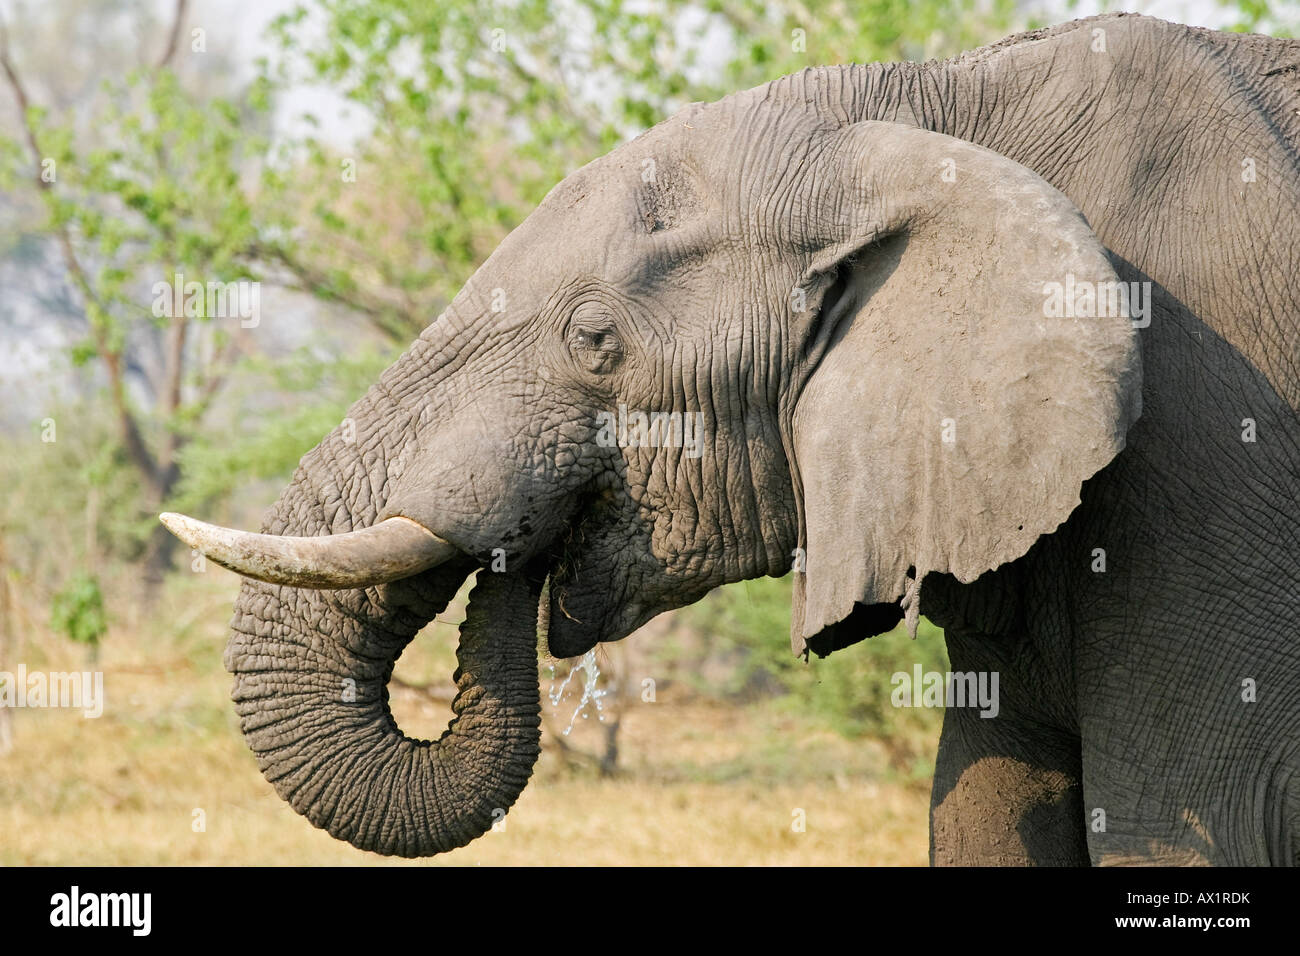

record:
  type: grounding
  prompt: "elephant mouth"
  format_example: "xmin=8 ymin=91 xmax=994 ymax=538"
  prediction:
xmin=543 ymin=581 xmax=605 ymax=658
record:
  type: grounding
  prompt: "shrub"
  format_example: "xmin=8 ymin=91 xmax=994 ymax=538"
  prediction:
xmin=664 ymin=575 xmax=951 ymax=753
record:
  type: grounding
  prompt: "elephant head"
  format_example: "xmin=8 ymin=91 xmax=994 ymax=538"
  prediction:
xmin=163 ymin=77 xmax=1141 ymax=856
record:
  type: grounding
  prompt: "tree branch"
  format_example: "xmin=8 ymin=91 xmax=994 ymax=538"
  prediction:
xmin=155 ymin=0 xmax=189 ymax=72
xmin=159 ymin=312 xmax=187 ymax=465
xmin=247 ymin=240 xmax=421 ymax=342
xmin=188 ymin=334 xmax=241 ymax=423
xmin=0 ymin=10 xmax=163 ymax=492
xmin=0 ymin=11 xmax=43 ymax=167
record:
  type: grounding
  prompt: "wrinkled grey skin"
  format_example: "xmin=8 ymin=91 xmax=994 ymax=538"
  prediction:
xmin=226 ymin=14 xmax=1299 ymax=863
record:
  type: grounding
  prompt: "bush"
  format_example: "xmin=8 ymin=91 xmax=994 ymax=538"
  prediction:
xmin=50 ymin=572 xmax=107 ymax=652
xmin=662 ymin=575 xmax=951 ymax=752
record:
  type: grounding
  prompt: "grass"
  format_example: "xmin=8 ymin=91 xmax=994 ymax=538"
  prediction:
xmin=0 ymin=570 xmax=938 ymax=866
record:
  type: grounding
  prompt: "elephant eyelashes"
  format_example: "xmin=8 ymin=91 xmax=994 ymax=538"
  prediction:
xmin=568 ymin=326 xmax=625 ymax=374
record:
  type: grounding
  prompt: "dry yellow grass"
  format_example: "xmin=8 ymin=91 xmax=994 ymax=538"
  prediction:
xmin=0 ymin=573 xmax=935 ymax=866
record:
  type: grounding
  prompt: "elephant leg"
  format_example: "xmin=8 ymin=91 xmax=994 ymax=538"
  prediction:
xmin=929 ymin=632 xmax=1089 ymax=866
xmin=931 ymin=707 xmax=1088 ymax=865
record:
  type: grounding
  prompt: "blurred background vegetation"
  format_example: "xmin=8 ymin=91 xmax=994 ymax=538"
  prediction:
xmin=0 ymin=0 xmax=1293 ymax=864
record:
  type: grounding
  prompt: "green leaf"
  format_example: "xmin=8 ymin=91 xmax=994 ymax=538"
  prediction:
xmin=50 ymin=573 xmax=108 ymax=647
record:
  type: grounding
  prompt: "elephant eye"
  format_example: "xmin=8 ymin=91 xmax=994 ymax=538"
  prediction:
xmin=568 ymin=325 xmax=624 ymax=374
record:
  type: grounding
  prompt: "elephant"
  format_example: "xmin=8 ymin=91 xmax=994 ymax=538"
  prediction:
xmin=162 ymin=13 xmax=1300 ymax=865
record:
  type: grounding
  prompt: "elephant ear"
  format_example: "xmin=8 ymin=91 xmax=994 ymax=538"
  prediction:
xmin=788 ymin=122 xmax=1142 ymax=657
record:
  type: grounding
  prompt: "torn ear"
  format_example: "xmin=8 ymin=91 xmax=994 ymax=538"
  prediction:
xmin=787 ymin=122 xmax=1141 ymax=657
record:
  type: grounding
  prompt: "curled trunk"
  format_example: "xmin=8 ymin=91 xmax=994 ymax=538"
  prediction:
xmin=226 ymin=557 xmax=544 ymax=857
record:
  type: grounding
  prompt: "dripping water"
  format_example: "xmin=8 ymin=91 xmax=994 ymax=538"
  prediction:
xmin=546 ymin=649 xmax=608 ymax=736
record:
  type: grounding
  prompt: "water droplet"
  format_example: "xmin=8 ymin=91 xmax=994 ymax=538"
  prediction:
xmin=546 ymin=649 xmax=608 ymax=736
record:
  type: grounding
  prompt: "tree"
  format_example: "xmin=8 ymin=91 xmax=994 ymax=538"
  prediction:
xmin=0 ymin=1 xmax=270 ymax=593
xmin=256 ymin=0 xmax=1018 ymax=344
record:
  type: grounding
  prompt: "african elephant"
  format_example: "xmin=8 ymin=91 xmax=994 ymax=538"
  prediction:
xmin=163 ymin=13 xmax=1300 ymax=864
